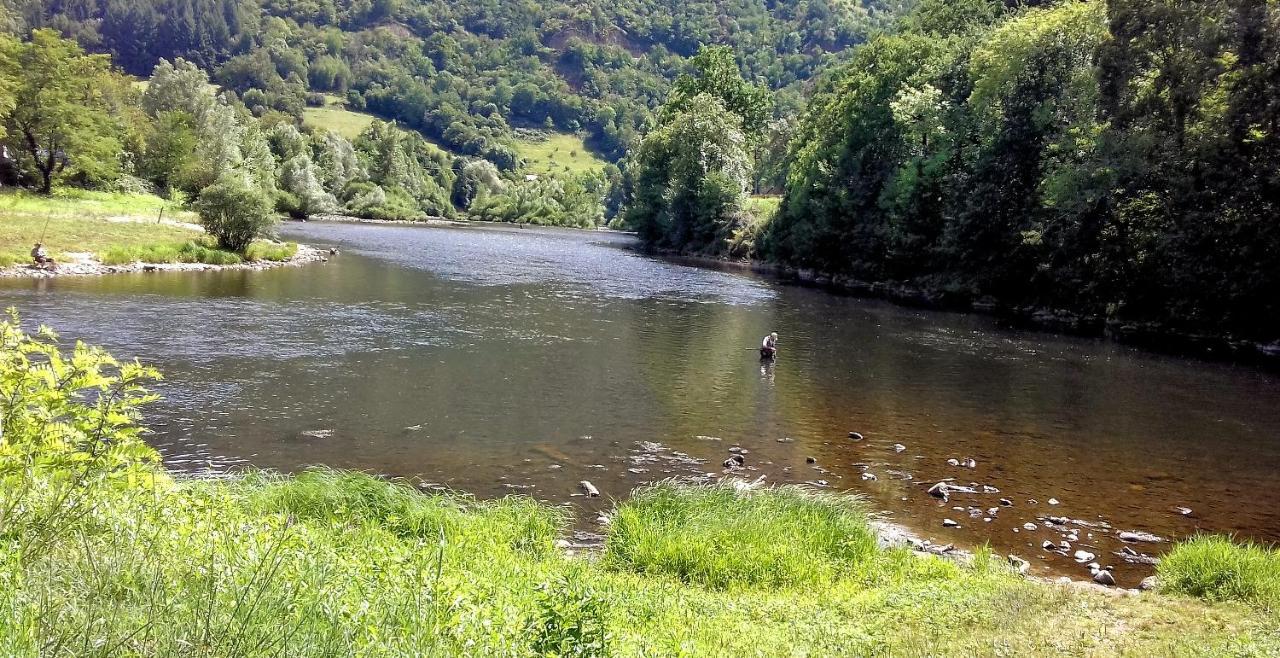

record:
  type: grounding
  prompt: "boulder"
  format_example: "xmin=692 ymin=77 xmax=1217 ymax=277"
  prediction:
xmin=579 ymin=480 xmax=600 ymax=497
xmin=1118 ymin=530 xmax=1164 ymax=543
xmin=1139 ymin=576 xmax=1160 ymax=591
xmin=1092 ymin=569 xmax=1117 ymax=586
xmin=1074 ymin=550 xmax=1096 ymax=563
xmin=942 ymin=518 xmax=960 ymax=528
xmin=848 ymin=431 xmax=864 ymax=441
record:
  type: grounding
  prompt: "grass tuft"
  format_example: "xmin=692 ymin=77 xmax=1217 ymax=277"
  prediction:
xmin=245 ymin=241 xmax=298 ymax=262
xmin=242 ymin=468 xmax=563 ymax=555
xmin=1158 ymin=535 xmax=1280 ymax=610
xmin=604 ymin=481 xmax=879 ymax=588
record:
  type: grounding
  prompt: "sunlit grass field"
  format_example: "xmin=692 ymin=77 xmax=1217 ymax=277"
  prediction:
xmin=0 ymin=190 xmax=198 ymax=265
xmin=302 ymin=102 xmax=377 ymax=141
xmin=0 ymin=189 xmax=294 ymax=267
xmin=513 ymin=132 xmax=608 ymax=177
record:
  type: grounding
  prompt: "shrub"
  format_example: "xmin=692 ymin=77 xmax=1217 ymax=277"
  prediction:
xmin=604 ymin=482 xmax=878 ymax=588
xmin=0 ymin=313 xmax=163 ymax=546
xmin=196 ymin=175 xmax=276 ymax=253
xmin=1159 ymin=536 xmax=1280 ymax=610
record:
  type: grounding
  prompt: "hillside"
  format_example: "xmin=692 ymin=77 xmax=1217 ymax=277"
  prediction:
xmin=15 ymin=0 xmax=909 ymax=169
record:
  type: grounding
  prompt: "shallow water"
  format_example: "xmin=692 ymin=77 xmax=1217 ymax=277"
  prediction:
xmin=2 ymin=220 xmax=1278 ymax=586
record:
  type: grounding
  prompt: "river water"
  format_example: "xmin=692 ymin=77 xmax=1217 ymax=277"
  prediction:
xmin=2 ymin=221 xmax=1278 ymax=585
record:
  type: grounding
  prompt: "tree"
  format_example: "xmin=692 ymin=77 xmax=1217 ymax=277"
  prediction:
xmin=625 ymin=93 xmax=750 ymax=253
xmin=142 ymin=110 xmax=198 ymax=195
xmin=196 ymin=173 xmax=275 ymax=252
xmin=2 ymin=30 xmax=125 ymax=194
xmin=278 ymin=154 xmax=338 ymax=218
xmin=451 ymin=159 xmax=504 ymax=210
xmin=663 ymin=46 xmax=772 ymax=138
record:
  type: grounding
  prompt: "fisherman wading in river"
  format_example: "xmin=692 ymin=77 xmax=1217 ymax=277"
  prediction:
xmin=760 ymin=332 xmax=778 ymax=359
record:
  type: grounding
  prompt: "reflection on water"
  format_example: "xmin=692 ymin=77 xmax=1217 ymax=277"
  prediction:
xmin=1 ymin=220 xmax=1278 ymax=586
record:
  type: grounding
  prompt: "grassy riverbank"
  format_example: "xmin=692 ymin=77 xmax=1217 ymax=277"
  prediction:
xmin=3 ymin=471 xmax=1279 ymax=656
xmin=2 ymin=319 xmax=1278 ymax=656
xmin=0 ymin=190 xmax=298 ymax=268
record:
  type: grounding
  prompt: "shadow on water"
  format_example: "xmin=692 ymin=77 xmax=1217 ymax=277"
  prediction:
xmin=1 ymin=219 xmax=1278 ymax=586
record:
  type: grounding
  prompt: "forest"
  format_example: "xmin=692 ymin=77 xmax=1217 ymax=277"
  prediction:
xmin=628 ymin=0 xmax=1280 ymax=343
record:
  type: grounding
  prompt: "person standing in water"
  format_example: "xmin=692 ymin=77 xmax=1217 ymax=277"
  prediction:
xmin=760 ymin=332 xmax=778 ymax=359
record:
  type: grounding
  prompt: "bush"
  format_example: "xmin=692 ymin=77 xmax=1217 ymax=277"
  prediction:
xmin=196 ymin=175 xmax=276 ymax=253
xmin=1159 ymin=536 xmax=1280 ymax=610
xmin=0 ymin=313 xmax=163 ymax=544
xmin=604 ymin=482 xmax=879 ymax=588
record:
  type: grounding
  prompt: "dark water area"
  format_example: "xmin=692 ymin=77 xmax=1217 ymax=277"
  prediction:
xmin=2 ymin=220 xmax=1278 ymax=586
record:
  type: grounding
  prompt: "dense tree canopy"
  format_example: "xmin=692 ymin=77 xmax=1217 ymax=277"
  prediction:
xmin=762 ymin=0 xmax=1280 ymax=339
xmin=1 ymin=30 xmax=129 ymax=193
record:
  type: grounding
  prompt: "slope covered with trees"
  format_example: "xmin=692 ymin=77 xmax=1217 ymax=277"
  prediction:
xmin=627 ymin=0 xmax=1280 ymax=344
xmin=9 ymin=0 xmax=906 ymax=164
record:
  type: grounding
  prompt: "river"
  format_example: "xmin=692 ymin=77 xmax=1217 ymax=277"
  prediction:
xmin=2 ymin=220 xmax=1278 ymax=586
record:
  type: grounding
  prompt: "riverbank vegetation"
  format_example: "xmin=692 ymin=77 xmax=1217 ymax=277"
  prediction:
xmin=624 ymin=0 xmax=1280 ymax=344
xmin=2 ymin=317 xmax=1279 ymax=655
xmin=0 ymin=190 xmax=296 ymax=268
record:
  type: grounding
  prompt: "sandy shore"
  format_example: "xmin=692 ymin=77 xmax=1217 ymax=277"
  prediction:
xmin=0 ymin=244 xmax=329 ymax=279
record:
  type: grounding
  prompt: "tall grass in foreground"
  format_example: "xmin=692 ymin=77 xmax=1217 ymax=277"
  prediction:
xmin=1159 ymin=535 xmax=1280 ymax=610
xmin=605 ymin=481 xmax=879 ymax=588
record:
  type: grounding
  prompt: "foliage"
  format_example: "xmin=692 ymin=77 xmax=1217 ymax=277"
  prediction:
xmin=525 ymin=576 xmax=610 ymax=658
xmin=1159 ymin=536 xmax=1280 ymax=611
xmin=625 ymin=94 xmax=750 ymax=253
xmin=663 ymin=46 xmax=772 ymax=138
xmin=0 ymin=313 xmax=163 ymax=549
xmin=0 ymin=30 xmax=128 ymax=193
xmin=762 ymin=0 xmax=1280 ymax=340
xmin=195 ymin=174 xmax=276 ymax=252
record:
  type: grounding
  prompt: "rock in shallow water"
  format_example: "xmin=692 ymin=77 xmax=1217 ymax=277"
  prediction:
xmin=1118 ymin=530 xmax=1164 ymax=543
xmin=942 ymin=518 xmax=960 ymax=528
xmin=1092 ymin=569 xmax=1117 ymax=586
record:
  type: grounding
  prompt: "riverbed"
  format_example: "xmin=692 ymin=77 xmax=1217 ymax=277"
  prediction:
xmin=2 ymin=220 xmax=1277 ymax=586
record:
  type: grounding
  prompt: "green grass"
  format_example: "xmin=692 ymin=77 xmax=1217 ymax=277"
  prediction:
xmin=0 ymin=189 xmax=200 ymax=264
xmin=605 ymin=482 xmax=878 ymax=588
xmin=513 ymin=131 xmax=608 ymax=177
xmin=245 ymin=241 xmax=298 ymax=262
xmin=3 ymin=471 xmax=1278 ymax=656
xmin=302 ymin=103 xmax=377 ymax=141
xmin=1159 ymin=535 xmax=1280 ymax=610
